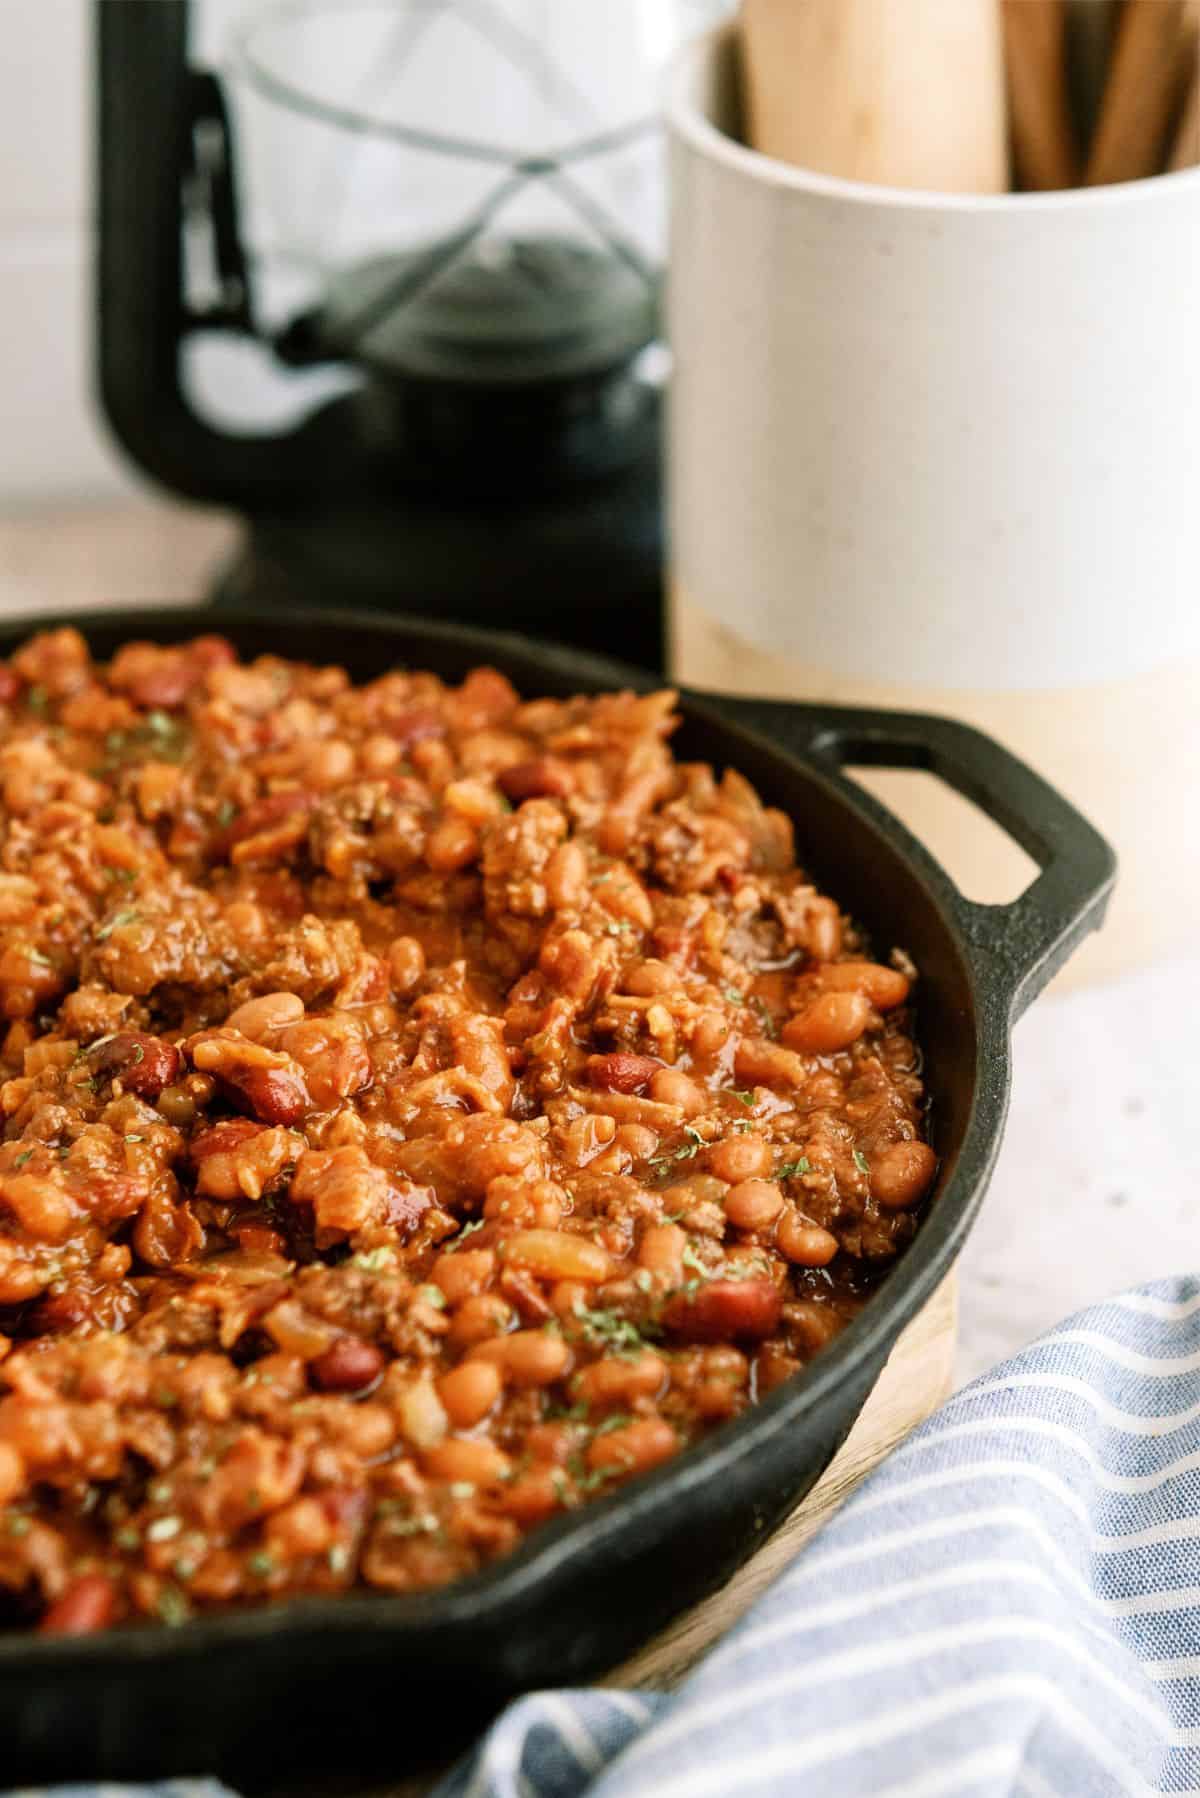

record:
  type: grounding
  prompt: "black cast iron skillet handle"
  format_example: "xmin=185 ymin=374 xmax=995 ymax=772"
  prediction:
xmin=682 ymin=693 xmax=1118 ymax=1022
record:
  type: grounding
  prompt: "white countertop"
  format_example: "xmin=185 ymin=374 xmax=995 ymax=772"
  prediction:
xmin=4 ymin=498 xmax=1192 ymax=1391
xmin=956 ymin=951 xmax=1200 ymax=1384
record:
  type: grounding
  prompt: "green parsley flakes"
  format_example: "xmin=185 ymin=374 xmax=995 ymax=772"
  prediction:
xmin=95 ymin=908 xmax=141 ymax=943
xmin=777 ymin=1158 xmax=812 ymax=1180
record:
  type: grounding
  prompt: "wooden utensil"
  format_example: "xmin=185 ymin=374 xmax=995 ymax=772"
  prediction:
xmin=1064 ymin=0 xmax=1121 ymax=156
xmin=739 ymin=0 xmax=1009 ymax=192
xmin=1003 ymin=0 xmax=1080 ymax=188
xmin=1169 ymin=47 xmax=1200 ymax=168
xmin=1086 ymin=0 xmax=1199 ymax=185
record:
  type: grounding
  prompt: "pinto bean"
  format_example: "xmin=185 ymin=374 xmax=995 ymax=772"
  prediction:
xmin=388 ymin=935 xmax=426 ymax=995
xmin=38 ymin=1574 xmax=117 ymax=1637
xmin=499 ymin=1466 xmax=565 ymax=1525
xmin=587 ymin=1053 xmax=662 ymax=1095
xmin=573 ymin=1352 xmax=667 ymax=1407
xmin=431 ymin=1247 xmax=496 ymax=1306
xmin=310 ymin=1336 xmax=385 ymax=1393
xmin=775 ymin=1209 xmax=839 ymax=1266
xmin=437 ymin=1359 xmax=502 ymax=1428
xmin=425 ymin=815 xmax=479 ymax=873
xmin=782 ymin=992 xmax=872 ymax=1055
xmin=468 ymin=1329 xmax=572 ymax=1387
xmin=0 ymin=1172 xmax=75 ymax=1243
xmin=225 ymin=992 xmax=305 ymax=1039
xmin=0 ymin=1440 xmax=24 ymax=1503
xmin=90 ymin=1030 xmax=180 ymax=1099
xmin=870 ymin=1140 xmax=937 ymax=1209
xmin=662 ymin=1276 xmax=783 ymax=1343
xmin=585 ymin=1416 xmax=677 ymax=1477
xmin=724 ymin=1178 xmax=784 ymax=1232
xmin=545 ymin=840 xmax=588 ymax=909
xmin=648 ymin=1068 xmax=706 ymax=1116
xmin=447 ymin=1292 xmax=515 ymax=1350
xmin=638 ymin=1223 xmax=686 ymax=1284
xmin=501 ymin=1229 xmax=610 ymax=1284
xmin=813 ymin=961 xmax=911 ymax=1009
xmin=424 ymin=1437 xmax=511 ymax=1486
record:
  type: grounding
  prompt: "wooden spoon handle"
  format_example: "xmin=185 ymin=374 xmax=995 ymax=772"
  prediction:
xmin=739 ymin=0 xmax=1009 ymax=192
xmin=1086 ymin=0 xmax=1197 ymax=185
xmin=1169 ymin=39 xmax=1200 ymax=168
xmin=1003 ymin=0 xmax=1079 ymax=189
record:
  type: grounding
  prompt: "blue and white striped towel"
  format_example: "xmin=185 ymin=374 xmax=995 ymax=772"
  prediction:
xmin=14 ymin=1274 xmax=1200 ymax=1798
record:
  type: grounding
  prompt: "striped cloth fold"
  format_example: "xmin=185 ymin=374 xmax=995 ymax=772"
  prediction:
xmin=436 ymin=1276 xmax=1200 ymax=1798
xmin=13 ymin=1275 xmax=1200 ymax=1798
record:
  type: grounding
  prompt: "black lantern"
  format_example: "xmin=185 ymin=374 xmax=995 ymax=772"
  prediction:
xmin=96 ymin=2 xmax=719 ymax=670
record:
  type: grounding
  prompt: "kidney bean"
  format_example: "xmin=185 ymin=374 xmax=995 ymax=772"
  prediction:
xmin=221 ymin=1064 xmax=310 ymax=1127
xmin=190 ymin=1118 xmax=264 ymax=1163
xmin=662 ymin=1276 xmax=783 ymax=1343
xmin=310 ymin=1336 xmax=385 ymax=1394
xmin=123 ymin=660 xmax=194 ymax=710
xmin=114 ymin=636 xmax=235 ymax=711
xmin=497 ymin=757 xmax=575 ymax=802
xmin=38 ymin=1574 xmax=117 ymax=1637
xmin=22 ymin=1287 xmax=94 ymax=1336
xmin=384 ymin=707 xmax=446 ymax=749
xmin=870 ymin=1140 xmax=938 ymax=1210
xmin=587 ymin=1053 xmax=662 ymax=1095
xmin=321 ymin=1487 xmax=369 ymax=1532
xmin=90 ymin=1030 xmax=180 ymax=1099
xmin=218 ymin=789 xmax=314 ymax=855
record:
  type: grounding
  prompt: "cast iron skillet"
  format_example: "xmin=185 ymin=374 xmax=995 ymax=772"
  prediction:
xmin=0 ymin=608 xmax=1115 ymax=1788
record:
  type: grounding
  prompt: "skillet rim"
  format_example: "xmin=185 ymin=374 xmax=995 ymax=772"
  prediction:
xmin=0 ymin=603 xmax=1007 ymax=1668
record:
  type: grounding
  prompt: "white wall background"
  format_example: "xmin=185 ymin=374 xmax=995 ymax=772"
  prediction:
xmin=0 ymin=0 xmax=136 ymax=502
xmin=0 ymin=0 xmax=726 ymax=508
